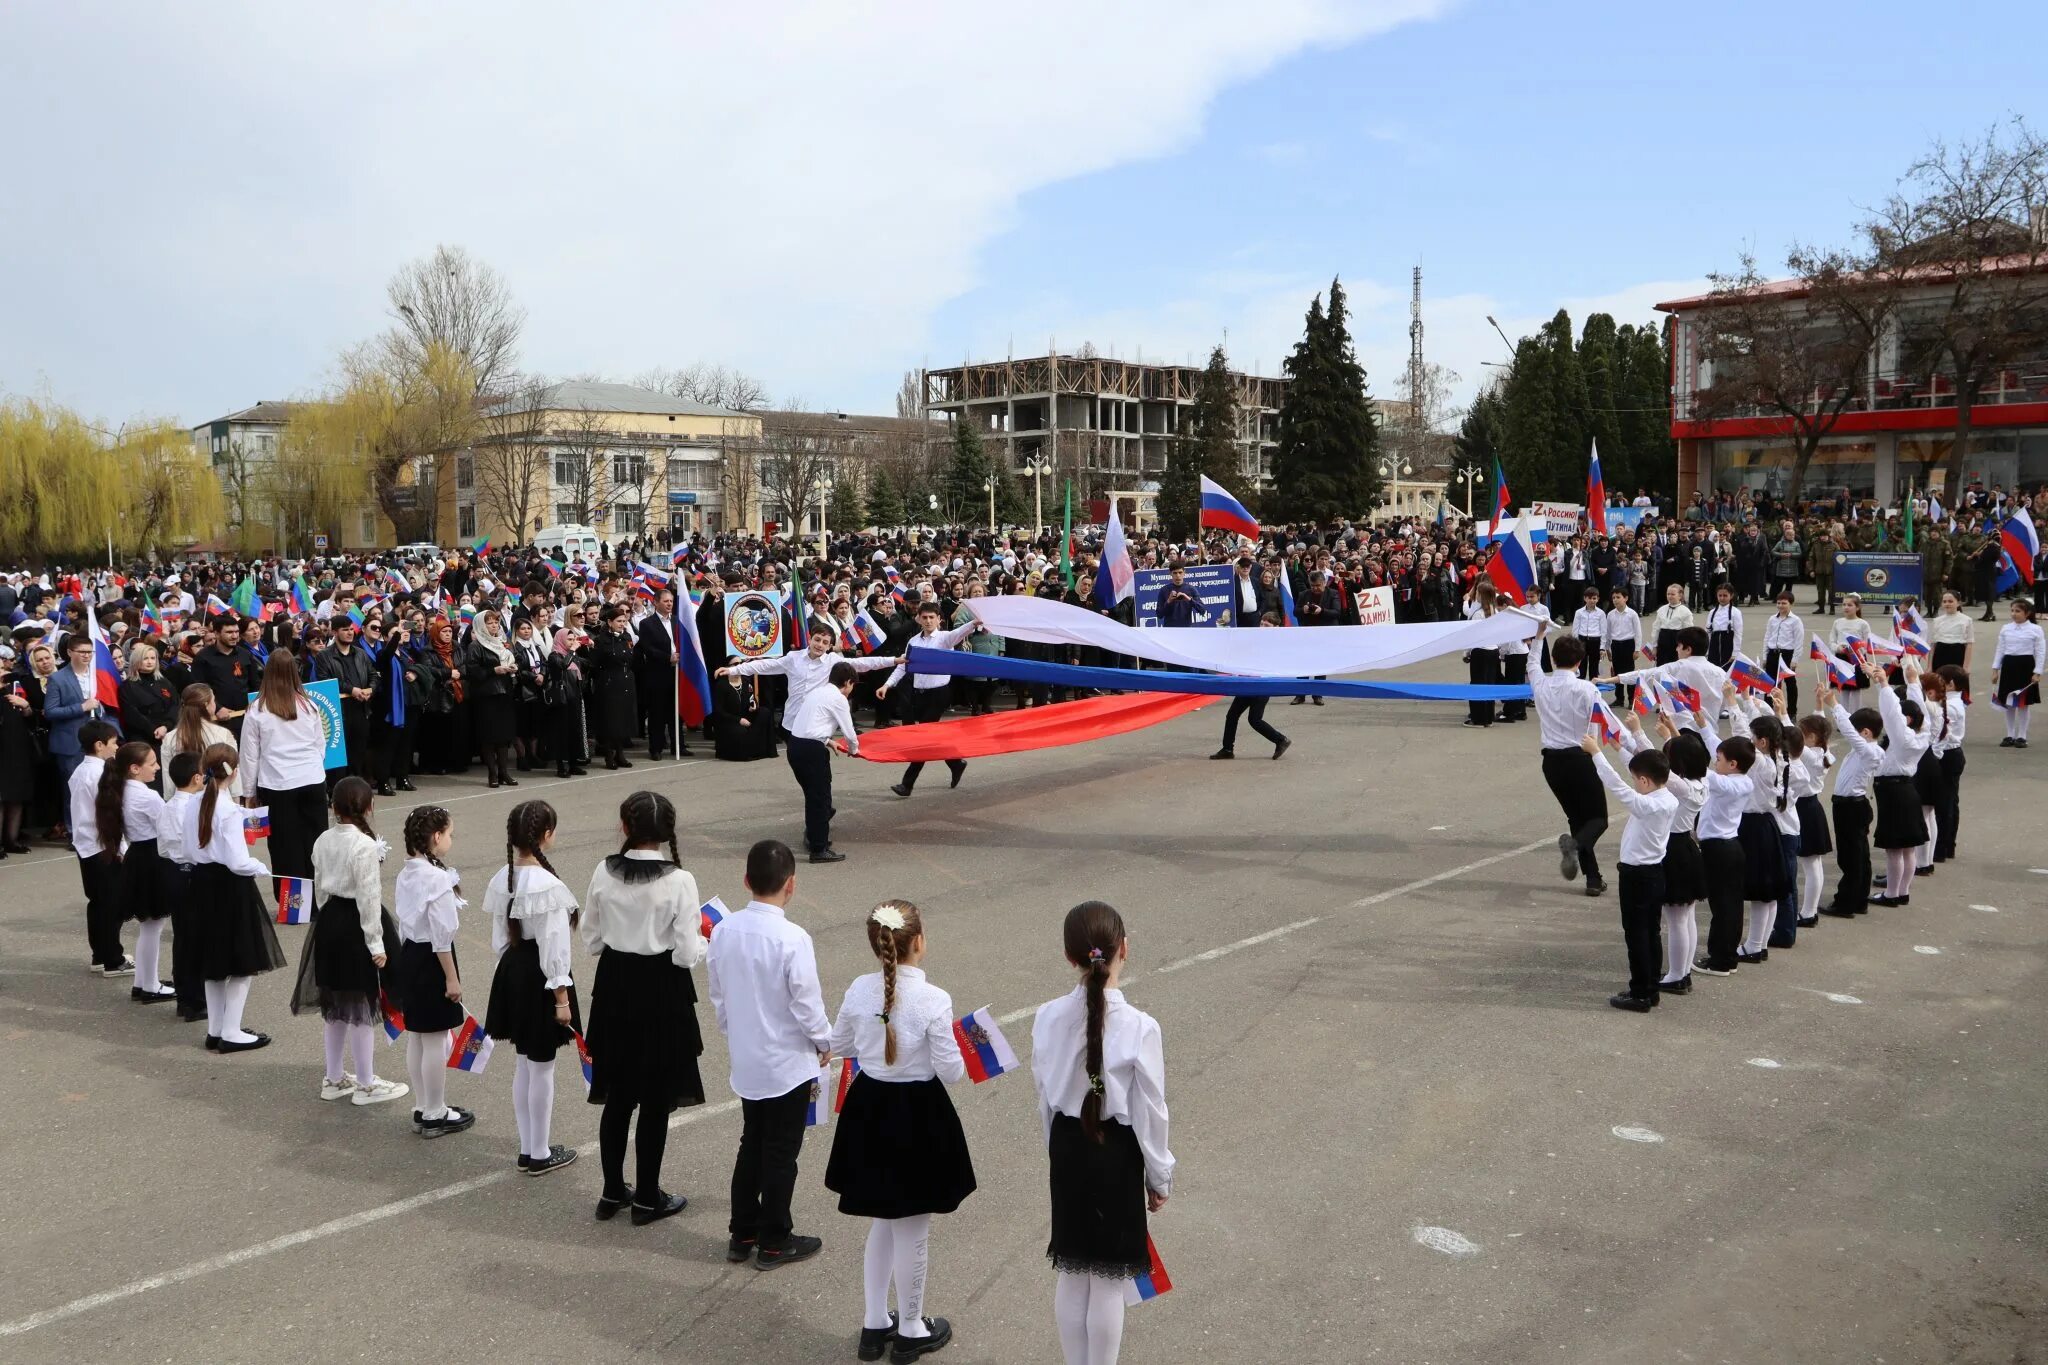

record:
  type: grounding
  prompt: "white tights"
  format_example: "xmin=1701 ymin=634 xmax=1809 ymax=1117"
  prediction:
xmin=862 ymin=1215 xmax=932 ymax=1337
xmin=1884 ymin=849 xmax=1917 ymax=901
xmin=1919 ymin=806 xmax=1937 ymax=870
xmin=323 ymin=1019 xmax=378 ymax=1085
xmin=1054 ymin=1270 xmax=1126 ymax=1365
xmin=133 ymin=919 xmax=167 ymax=993
xmin=1660 ymin=904 xmax=1697 ymax=983
xmin=2005 ymin=704 xmax=2031 ymax=741
xmin=1742 ymin=902 xmax=1775 ymax=955
xmin=511 ymin=1056 xmax=556 ymax=1159
xmin=204 ymin=976 xmax=257 ymax=1043
xmin=1797 ymin=856 xmax=1826 ymax=922
xmin=407 ymin=1031 xmax=450 ymax=1119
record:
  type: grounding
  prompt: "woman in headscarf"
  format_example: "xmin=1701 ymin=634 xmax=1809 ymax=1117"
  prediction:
xmin=547 ymin=605 xmax=594 ymax=779
xmin=462 ymin=609 xmax=520 ymax=788
xmin=416 ymin=617 xmax=469 ymax=776
xmin=509 ymin=614 xmax=550 ymax=774
xmin=588 ymin=603 xmax=639 ymax=770
xmin=1 ymin=637 xmax=46 ymax=856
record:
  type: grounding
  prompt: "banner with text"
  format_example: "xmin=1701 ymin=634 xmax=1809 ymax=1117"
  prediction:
xmin=1133 ymin=564 xmax=1237 ymax=628
xmin=1831 ymin=552 xmax=1923 ymax=606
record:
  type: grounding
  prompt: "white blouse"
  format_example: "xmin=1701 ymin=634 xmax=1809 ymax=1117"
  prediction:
xmin=159 ymin=720 xmax=233 ymax=796
xmin=311 ymin=825 xmax=388 ymax=957
xmin=1830 ymin=616 xmax=1873 ymax=651
xmin=1992 ymin=621 xmax=2046 ymax=674
xmin=1875 ymin=684 xmax=1932 ymax=777
xmin=1930 ymin=695 xmax=1967 ymax=755
xmin=237 ymin=701 xmax=329 ymax=797
xmin=580 ymin=851 xmax=704 ymax=971
xmin=394 ymin=858 xmax=463 ymax=952
xmin=1926 ymin=611 xmax=1973 ymax=646
xmin=827 ymin=966 xmax=966 ymax=1085
xmin=121 ymin=780 xmax=165 ymax=851
xmin=187 ymin=792 xmax=268 ymax=877
xmin=1032 ymin=985 xmax=1174 ymax=1196
xmin=485 ymin=862 xmax=576 ymax=989
xmin=157 ymin=790 xmax=196 ymax=864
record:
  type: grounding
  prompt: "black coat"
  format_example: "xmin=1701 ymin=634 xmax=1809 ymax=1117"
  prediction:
xmin=117 ymin=673 xmax=179 ymax=744
xmin=696 ymin=594 xmax=730 ymax=673
xmin=460 ymin=635 xmax=516 ymax=699
xmin=589 ymin=628 xmax=639 ymax=745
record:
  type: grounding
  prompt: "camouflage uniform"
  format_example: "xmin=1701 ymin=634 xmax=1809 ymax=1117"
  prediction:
xmin=1921 ymin=530 xmax=1951 ymax=601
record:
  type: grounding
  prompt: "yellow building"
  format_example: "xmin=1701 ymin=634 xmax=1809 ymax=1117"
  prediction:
xmin=451 ymin=381 xmax=763 ymax=547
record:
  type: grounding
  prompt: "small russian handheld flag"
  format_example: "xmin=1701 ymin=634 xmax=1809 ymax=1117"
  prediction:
xmin=1897 ymin=629 xmax=1929 ymax=659
xmin=883 ymin=565 xmax=908 ymax=604
xmin=379 ymin=989 xmax=407 ymax=1043
xmin=699 ymin=895 xmax=728 ymax=938
xmin=804 ymin=1063 xmax=831 ymax=1127
xmin=952 ymin=1006 xmax=1019 ymax=1084
xmin=1728 ymin=654 xmax=1776 ymax=694
xmin=1589 ymin=700 xmax=1623 ymax=745
xmin=1631 ymin=683 xmax=1659 ymax=719
xmin=274 ymin=876 xmax=313 ymax=925
xmin=1123 ymin=1235 xmax=1173 ymax=1306
xmin=242 ymin=807 xmax=271 ymax=845
xmin=573 ymin=1030 xmax=594 ymax=1091
xmin=1811 ymin=635 xmax=1857 ymax=686
xmin=1274 ymin=563 xmax=1297 ymax=627
xmin=852 ymin=610 xmax=887 ymax=653
xmin=447 ymin=1014 xmax=495 ymax=1074
xmin=834 ymin=1056 xmax=861 ymax=1114
xmin=1861 ymin=635 xmax=1904 ymax=659
xmin=1197 ymin=475 xmax=1259 ymax=540
xmin=1660 ymin=678 xmax=1701 ymax=715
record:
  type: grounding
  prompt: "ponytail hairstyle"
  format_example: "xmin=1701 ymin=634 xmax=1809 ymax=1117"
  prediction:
xmin=617 ymin=790 xmax=680 ymax=868
xmin=865 ymin=900 xmax=922 ymax=1066
xmin=174 ymin=684 xmax=216 ymax=758
xmin=1062 ymin=899 xmax=1127 ymax=1144
xmin=95 ymin=741 xmax=154 ymax=860
xmin=195 ymin=742 xmax=239 ymax=849
xmin=1797 ymin=714 xmax=1833 ymax=767
xmin=502 ymin=799 xmax=560 ymax=941
xmin=330 ymin=775 xmax=376 ymax=840
xmin=1748 ymin=714 xmax=1781 ymax=757
xmin=404 ymin=804 xmax=452 ymax=867
xmin=1775 ymin=721 xmax=1802 ymax=809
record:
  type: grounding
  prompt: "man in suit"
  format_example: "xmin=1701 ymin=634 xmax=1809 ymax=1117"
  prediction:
xmin=1291 ymin=569 xmax=1342 ymax=706
xmin=635 ymin=588 xmax=687 ymax=758
xmin=46 ymin=633 xmax=123 ymax=783
xmin=1227 ymin=556 xmax=1270 ymax=627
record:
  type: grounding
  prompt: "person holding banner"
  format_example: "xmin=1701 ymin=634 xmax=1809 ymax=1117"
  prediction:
xmin=877 ymin=606 xmax=983 ymax=796
xmin=239 ymin=653 xmax=330 ymax=910
xmin=1529 ymin=626 xmax=1609 ymax=896
xmin=825 ymin=899 xmax=975 ymax=1362
xmin=1210 ymin=612 xmax=1292 ymax=759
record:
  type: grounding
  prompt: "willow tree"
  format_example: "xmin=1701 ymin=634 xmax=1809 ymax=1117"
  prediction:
xmin=311 ymin=341 xmax=478 ymax=543
xmin=118 ymin=419 xmax=223 ymax=555
xmin=0 ymin=398 xmax=129 ymax=560
xmin=273 ymin=402 xmax=374 ymax=555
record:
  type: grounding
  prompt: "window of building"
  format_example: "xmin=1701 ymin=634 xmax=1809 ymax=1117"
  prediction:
xmin=553 ymin=457 xmax=578 ymax=487
xmin=456 ymin=454 xmax=474 ymax=490
xmin=611 ymin=452 xmax=647 ymax=486
xmin=457 ymin=505 xmax=477 ymax=539
xmin=556 ymin=502 xmax=580 ymax=526
xmin=360 ymin=511 xmax=377 ymax=545
xmin=613 ymin=504 xmax=644 ymax=534
xmin=255 ymin=433 xmax=276 ymax=456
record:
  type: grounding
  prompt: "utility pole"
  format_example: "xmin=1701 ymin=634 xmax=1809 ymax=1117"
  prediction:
xmin=1407 ymin=265 xmax=1426 ymax=460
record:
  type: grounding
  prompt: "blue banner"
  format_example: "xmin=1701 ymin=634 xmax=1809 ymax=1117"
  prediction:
xmin=247 ymin=677 xmax=349 ymax=769
xmin=1832 ymin=551 xmax=1923 ymax=605
xmin=905 ymin=645 xmax=1535 ymax=701
xmin=1133 ymin=564 xmax=1238 ymax=628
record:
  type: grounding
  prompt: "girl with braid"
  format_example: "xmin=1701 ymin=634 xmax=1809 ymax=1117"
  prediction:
xmin=292 ymin=777 xmax=408 ymax=1107
xmin=1032 ymin=901 xmax=1173 ymax=1365
xmin=394 ymin=805 xmax=474 ymax=1137
xmin=824 ymin=900 xmax=976 ymax=1362
xmin=581 ymin=791 xmax=705 ymax=1226
xmin=482 ymin=800 xmax=581 ymax=1176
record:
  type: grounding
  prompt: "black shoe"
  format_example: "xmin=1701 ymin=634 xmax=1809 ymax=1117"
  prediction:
xmin=889 ymin=782 xmax=912 ymax=798
xmin=2 ymin=841 xmax=28 ymax=854
xmin=419 ymin=1107 xmax=476 ymax=1138
xmin=889 ymin=1318 xmax=952 ymax=1362
xmin=1584 ymin=880 xmax=1607 ymax=897
xmin=678 ymin=744 xmax=694 ymax=756
xmin=216 ymin=1032 xmax=272 ymax=1053
xmin=177 ymin=1005 xmax=207 ymax=1023
xmin=395 ymin=778 xmax=417 ymax=793
xmin=1311 ymin=697 xmax=1324 ymax=706
xmin=1558 ymin=834 xmax=1580 ymax=882
xmin=488 ymin=776 xmax=502 ymax=789
xmin=1767 ymin=934 xmax=1795 ymax=949
xmin=725 ymin=1236 xmax=758 ymax=1264
xmin=1272 ymin=737 xmax=1291 ymax=759
xmin=557 ymin=763 xmax=572 ymax=778
xmin=1290 ymin=696 xmax=1307 ymax=706
xmin=375 ymin=781 xmax=395 ymax=797
xmin=755 ymin=1234 xmax=823 ymax=1270
xmin=2017 ymin=739 xmax=2028 ymax=750
xmin=1821 ymin=905 xmax=1857 ymax=918
xmin=1661 ymin=975 xmax=1693 ymax=995
xmin=1694 ymin=961 xmax=1738 ymax=977
xmin=569 ymin=765 xmax=589 ymax=776
xmin=516 ymin=756 xmax=532 ymax=772
xmin=616 ymin=755 xmax=634 ymax=769
xmin=603 ymin=756 xmax=618 ymax=770
xmin=1916 ymin=865 xmax=1934 ymax=877
xmin=500 ymin=775 xmax=518 ymax=787
xmin=204 ymin=1035 xmax=221 ymax=1050
xmin=1209 ymin=748 xmax=1234 ymax=760
xmin=809 ymin=849 xmax=846 ymax=864
xmin=1870 ymin=894 xmax=1911 ymax=907
xmin=948 ymin=763 xmax=965 ymax=788
xmin=131 ymin=985 xmax=178 ymax=1003
xmin=858 ymin=1312 xmax=900 ymax=1362
xmin=1999 ymin=737 xmax=2016 ymax=747
xmin=522 ymin=1145 xmax=578 ymax=1176
xmin=1609 ymin=992 xmax=1654 ymax=1013
xmin=1796 ymin=916 xmax=1818 ymax=928
xmin=630 ymin=1191 xmax=688 ymax=1225
xmin=1736 ymin=949 xmax=1769 ymax=964
xmin=596 ymin=1187 xmax=634 ymax=1220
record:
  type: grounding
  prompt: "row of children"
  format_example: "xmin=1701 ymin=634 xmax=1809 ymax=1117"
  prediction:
xmin=68 ymin=738 xmax=1170 ymax=1365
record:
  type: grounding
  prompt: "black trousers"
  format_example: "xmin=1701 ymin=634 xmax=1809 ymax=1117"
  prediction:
xmin=900 ymin=684 xmax=964 ymax=792
xmin=640 ymin=670 xmax=677 ymax=756
xmin=167 ymin=864 xmax=203 ymax=1016
xmin=1618 ymin=863 xmax=1666 ymax=1000
xmin=1764 ymin=647 xmax=1799 ymax=715
xmin=1468 ymin=650 xmax=1500 ymax=725
xmin=371 ymin=717 xmax=416 ymax=783
xmin=1220 ymin=696 xmax=1285 ymax=752
xmin=259 ymin=781 xmax=329 ymax=907
xmin=1934 ymin=750 xmax=1965 ymax=860
xmin=729 ymin=1081 xmax=811 ymax=1248
xmin=80 ymin=854 xmax=124 ymax=970
xmin=784 ymin=736 xmax=834 ymax=853
xmin=1698 ymin=836 xmax=1746 ymax=967
xmin=1608 ymin=644 xmax=1636 ymax=707
xmin=599 ymin=1094 xmax=672 ymax=1201
xmin=1500 ymin=653 xmax=1528 ymax=721
xmin=1540 ymin=748 xmax=1609 ymax=881
xmin=1830 ymin=796 xmax=1872 ymax=914
xmin=338 ymin=700 xmax=373 ymax=781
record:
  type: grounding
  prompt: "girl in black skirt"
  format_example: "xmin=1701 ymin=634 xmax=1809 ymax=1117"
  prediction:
xmin=1031 ymin=901 xmax=1173 ymax=1365
xmin=581 ymin=791 xmax=705 ymax=1226
xmin=189 ymin=742 xmax=287 ymax=1052
xmin=1624 ymin=714 xmax=1706 ymax=995
xmin=1911 ymin=671 xmax=1954 ymax=877
xmin=825 ymin=899 xmax=975 ymax=1362
xmin=483 ymin=800 xmax=580 ymax=1176
xmin=1730 ymin=698 xmax=1790 ymax=964
xmin=394 ymin=805 xmax=474 ymax=1137
xmin=292 ymin=777 xmax=408 ymax=1108
xmin=100 ymin=741 xmax=177 ymax=1003
xmin=1930 ymin=665 xmax=1970 ymax=862
xmin=1866 ymin=659 xmax=1933 ymax=908
xmin=1794 ymin=714 xmax=1836 ymax=926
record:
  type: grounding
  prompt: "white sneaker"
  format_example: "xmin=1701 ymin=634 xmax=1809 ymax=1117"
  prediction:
xmin=319 ymin=1077 xmax=357 ymax=1101
xmin=351 ymin=1078 xmax=410 ymax=1106
xmin=103 ymin=957 xmax=136 ymax=977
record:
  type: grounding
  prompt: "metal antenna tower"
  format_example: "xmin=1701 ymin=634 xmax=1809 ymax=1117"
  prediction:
xmin=1407 ymin=264 xmax=1425 ymax=429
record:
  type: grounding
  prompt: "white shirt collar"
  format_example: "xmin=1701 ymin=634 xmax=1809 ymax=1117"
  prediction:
xmin=622 ymin=848 xmax=667 ymax=861
xmin=743 ymin=898 xmax=787 ymax=919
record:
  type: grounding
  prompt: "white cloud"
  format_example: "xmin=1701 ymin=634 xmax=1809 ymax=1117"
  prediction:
xmin=0 ymin=0 xmax=1450 ymax=422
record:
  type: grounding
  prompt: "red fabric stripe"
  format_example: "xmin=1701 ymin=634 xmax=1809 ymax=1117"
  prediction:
xmin=854 ymin=693 xmax=1218 ymax=763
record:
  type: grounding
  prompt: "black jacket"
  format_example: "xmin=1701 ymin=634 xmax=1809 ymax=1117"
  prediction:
xmin=189 ymin=644 xmax=259 ymax=711
xmin=460 ymin=635 xmax=516 ymax=699
xmin=118 ymin=673 xmax=179 ymax=742
xmin=317 ymin=643 xmax=376 ymax=699
xmin=634 ymin=613 xmax=676 ymax=672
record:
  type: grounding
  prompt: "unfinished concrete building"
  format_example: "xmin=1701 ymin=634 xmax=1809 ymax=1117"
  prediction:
xmin=921 ymin=354 xmax=1286 ymax=497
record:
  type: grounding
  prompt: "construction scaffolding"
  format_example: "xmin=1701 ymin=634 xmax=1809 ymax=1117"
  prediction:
xmin=921 ymin=353 xmax=1286 ymax=497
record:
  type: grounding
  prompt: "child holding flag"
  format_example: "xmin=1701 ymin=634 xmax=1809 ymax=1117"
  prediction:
xmin=581 ymin=791 xmax=706 ymax=1225
xmin=394 ymin=805 xmax=474 ymax=1136
xmin=188 ymin=742 xmax=287 ymax=1052
xmin=1621 ymin=710 xmax=1708 ymax=997
xmin=157 ymin=751 xmax=208 ymax=1021
xmin=1691 ymin=735 xmax=1758 ymax=977
xmin=102 ymin=742 xmax=177 ymax=1002
xmin=825 ymin=899 xmax=977 ymax=1362
xmin=483 ymin=800 xmax=582 ymax=1177
xmin=1033 ymin=900 xmax=1172 ymax=1365
xmin=294 ymin=777 xmax=408 ymax=1108
xmin=1580 ymin=723 xmax=1679 ymax=1012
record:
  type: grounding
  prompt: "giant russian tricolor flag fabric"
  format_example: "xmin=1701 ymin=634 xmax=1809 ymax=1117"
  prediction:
xmin=1198 ymin=475 xmax=1259 ymax=539
xmin=1093 ymin=501 xmax=1135 ymax=609
xmin=673 ymin=596 xmax=714 ymax=727
xmin=1586 ymin=440 xmax=1608 ymax=536
xmin=854 ymin=692 xmax=1218 ymax=763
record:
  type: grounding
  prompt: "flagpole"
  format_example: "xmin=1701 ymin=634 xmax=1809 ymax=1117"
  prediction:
xmin=674 ymin=598 xmax=683 ymax=763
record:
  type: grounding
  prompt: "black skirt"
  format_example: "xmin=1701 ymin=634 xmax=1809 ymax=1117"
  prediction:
xmin=1795 ymin=794 xmax=1834 ymax=857
xmin=483 ymin=937 xmax=581 ymax=1062
xmin=290 ymin=896 xmax=398 ymax=1024
xmin=1872 ymin=774 xmax=1925 ymax=850
xmin=1995 ymin=654 xmax=2041 ymax=708
xmin=1912 ymin=747 xmax=1948 ymax=809
xmin=471 ymin=692 xmax=516 ymax=746
xmin=1930 ymin=641 xmax=1969 ymax=697
xmin=825 ymin=1072 xmax=978 ymax=1219
xmin=396 ymin=938 xmax=465 ymax=1034
xmin=120 ymin=839 xmax=166 ymax=922
xmin=1655 ymin=628 xmax=1681 ymax=666
xmin=583 ymin=947 xmax=704 ymax=1109
xmin=1046 ymin=1113 xmax=1149 ymax=1279
xmin=193 ymin=863 xmax=287 ymax=981
xmin=1658 ymin=830 xmax=1703 ymax=905
xmin=1737 ymin=810 xmax=1787 ymax=900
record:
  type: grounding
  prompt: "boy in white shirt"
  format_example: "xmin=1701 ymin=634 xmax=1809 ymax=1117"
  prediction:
xmin=1583 ymin=729 xmax=1679 ymax=1012
xmin=69 ymin=720 xmax=129 ymax=975
xmin=1570 ymin=586 xmax=1608 ymax=680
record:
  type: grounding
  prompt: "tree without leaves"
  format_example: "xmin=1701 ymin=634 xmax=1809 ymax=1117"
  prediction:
xmin=757 ymin=407 xmax=845 ymax=548
xmin=894 ymin=369 xmax=923 ymax=420
xmin=382 ymin=245 xmax=525 ymax=396
xmin=269 ymin=404 xmax=373 ymax=557
xmin=635 ymin=362 xmax=770 ymax=412
xmin=471 ymin=375 xmax=558 ymax=543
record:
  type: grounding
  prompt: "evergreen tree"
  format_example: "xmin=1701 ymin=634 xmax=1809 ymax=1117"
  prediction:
xmin=1269 ymin=279 xmax=1380 ymax=524
xmin=1577 ymin=313 xmax=1624 ymax=496
xmin=1160 ymin=344 xmax=1244 ymax=537
xmin=940 ymin=418 xmax=992 ymax=524
xmin=829 ymin=473 xmax=866 ymax=529
xmin=1451 ymin=385 xmax=1507 ymax=513
xmin=866 ymin=466 xmax=905 ymax=527
xmin=1499 ymin=310 xmax=1590 ymax=501
xmin=1616 ymin=323 xmax=1676 ymax=501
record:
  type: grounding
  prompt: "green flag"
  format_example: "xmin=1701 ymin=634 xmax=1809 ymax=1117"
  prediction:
xmin=229 ymin=571 xmax=258 ymax=619
xmin=1060 ymin=479 xmax=1074 ymax=589
xmin=1903 ymin=496 xmax=1914 ymax=550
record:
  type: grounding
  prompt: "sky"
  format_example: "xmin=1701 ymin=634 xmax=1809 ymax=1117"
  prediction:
xmin=2 ymin=0 xmax=2043 ymax=431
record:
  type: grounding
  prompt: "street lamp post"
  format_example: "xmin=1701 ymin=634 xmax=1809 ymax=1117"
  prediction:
xmin=1375 ymin=457 xmax=1413 ymax=520
xmin=982 ymin=476 xmax=995 ymax=530
xmin=816 ymin=464 xmax=834 ymax=560
xmin=1453 ymin=467 xmax=1482 ymax=518
xmin=1023 ymin=453 xmax=1053 ymax=531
